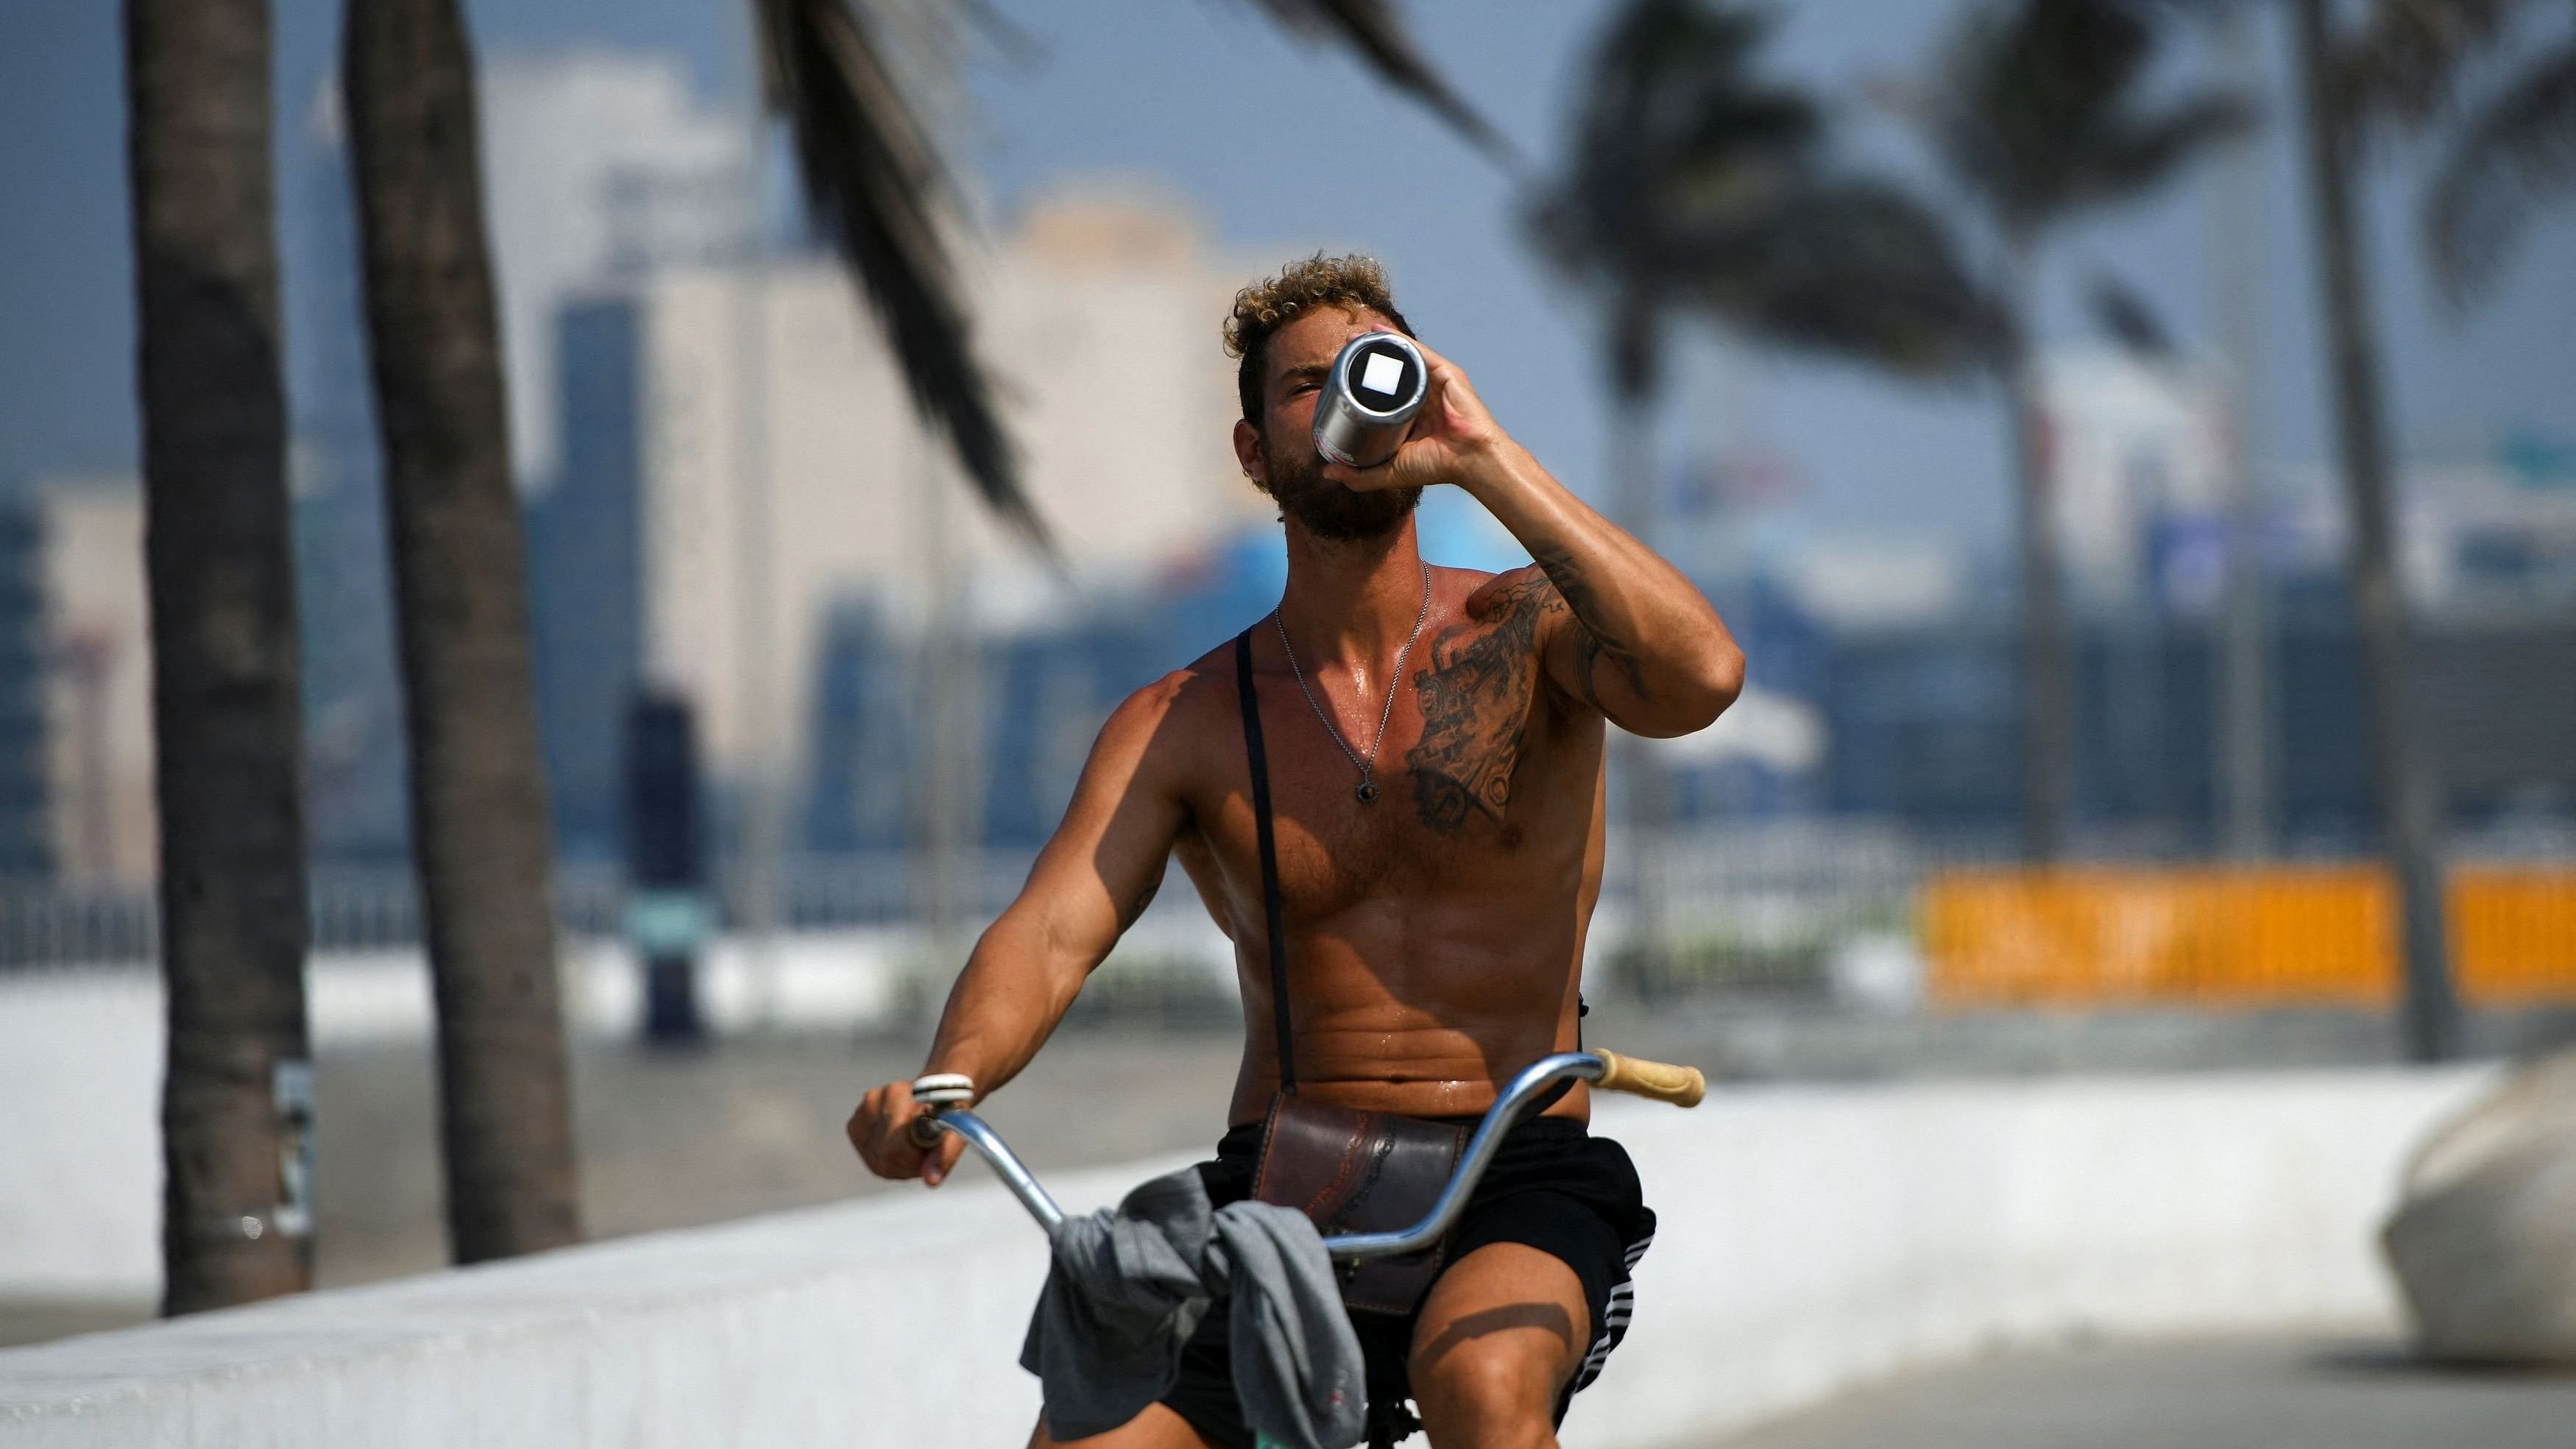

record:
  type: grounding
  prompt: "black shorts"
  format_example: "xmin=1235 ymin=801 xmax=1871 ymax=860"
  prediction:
xmin=1158 ymin=1115 xmax=1656 ymax=1448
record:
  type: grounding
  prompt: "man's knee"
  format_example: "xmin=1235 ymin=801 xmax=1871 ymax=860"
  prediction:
xmin=1409 ymin=1335 xmax=1565 ymax=1447
xmin=1415 ymin=1334 xmax=1557 ymax=1406
xmin=1406 ymin=1243 xmax=1585 ymax=1446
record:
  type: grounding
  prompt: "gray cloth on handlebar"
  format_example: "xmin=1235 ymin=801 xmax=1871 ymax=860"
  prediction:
xmin=1021 ymin=1163 xmax=1365 ymax=1449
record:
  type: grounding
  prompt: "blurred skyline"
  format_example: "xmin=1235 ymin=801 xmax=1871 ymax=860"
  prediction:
xmin=7 ymin=0 xmax=2576 ymax=559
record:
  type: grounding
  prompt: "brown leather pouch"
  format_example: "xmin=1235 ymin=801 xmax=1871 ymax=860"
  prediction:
xmin=1252 ymin=1093 xmax=1467 ymax=1316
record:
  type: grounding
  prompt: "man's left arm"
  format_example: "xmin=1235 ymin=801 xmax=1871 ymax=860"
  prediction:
xmin=1323 ymin=343 xmax=1745 ymax=737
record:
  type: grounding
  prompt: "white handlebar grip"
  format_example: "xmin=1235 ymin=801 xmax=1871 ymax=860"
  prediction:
xmin=906 ymin=1074 xmax=973 ymax=1151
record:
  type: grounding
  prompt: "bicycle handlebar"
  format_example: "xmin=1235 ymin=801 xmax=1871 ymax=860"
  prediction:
xmin=918 ymin=1107 xmax=1070 ymax=1235
xmin=907 ymin=1049 xmax=1704 ymax=1262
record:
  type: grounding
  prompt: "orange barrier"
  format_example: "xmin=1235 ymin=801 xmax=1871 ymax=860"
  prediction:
xmin=1922 ymin=866 xmax=2576 ymax=1008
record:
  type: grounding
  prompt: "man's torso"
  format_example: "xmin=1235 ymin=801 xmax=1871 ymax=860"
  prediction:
xmin=1142 ymin=566 xmax=1607 ymax=1125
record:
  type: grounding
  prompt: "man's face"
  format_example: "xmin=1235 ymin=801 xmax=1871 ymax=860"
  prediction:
xmin=1234 ymin=305 xmax=1422 ymax=542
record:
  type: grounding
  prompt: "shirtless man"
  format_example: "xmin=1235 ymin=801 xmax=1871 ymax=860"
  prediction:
xmin=848 ymin=255 xmax=1743 ymax=1448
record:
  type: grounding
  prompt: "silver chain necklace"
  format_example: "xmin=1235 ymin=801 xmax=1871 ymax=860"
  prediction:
xmin=1273 ymin=562 xmax=1432 ymax=804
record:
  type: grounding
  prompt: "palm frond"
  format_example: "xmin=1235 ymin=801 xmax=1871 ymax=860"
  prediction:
xmin=1535 ymin=0 xmax=1818 ymax=288
xmin=1236 ymin=0 xmax=1516 ymax=163
xmin=1936 ymin=0 xmax=2251 ymax=237
xmin=2074 ymin=89 xmax=2258 ymax=205
xmin=2427 ymin=38 xmax=2576 ymax=303
xmin=1686 ymin=182 xmax=2006 ymax=378
xmin=2336 ymin=0 xmax=2524 ymax=123
xmin=1534 ymin=0 xmax=1995 ymax=386
xmin=753 ymin=0 xmax=1052 ymax=556
xmin=2087 ymin=271 xmax=2177 ymax=359
xmin=1936 ymin=0 xmax=2151 ymax=228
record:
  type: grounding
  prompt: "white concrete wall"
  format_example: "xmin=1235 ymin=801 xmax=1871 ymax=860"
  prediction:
xmin=0 ymin=973 xmax=163 ymax=1300
xmin=1560 ymin=1070 xmax=2480 ymax=1446
xmin=0 ymin=1067 xmax=2482 ymax=1448
xmin=0 ymin=1158 xmax=1156 ymax=1449
xmin=0 ymin=939 xmax=910 ymax=1300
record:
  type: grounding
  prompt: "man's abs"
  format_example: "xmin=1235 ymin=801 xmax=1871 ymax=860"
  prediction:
xmin=1183 ymin=851 xmax=1602 ymax=1125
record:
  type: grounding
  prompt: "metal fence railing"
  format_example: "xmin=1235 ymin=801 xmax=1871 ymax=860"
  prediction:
xmin=0 ymin=881 xmax=158 ymax=970
xmin=1599 ymin=822 xmax=1995 ymax=999
xmin=0 ymin=851 xmax=1047 ymax=971
xmin=7 ymin=830 xmax=2572 ymax=1013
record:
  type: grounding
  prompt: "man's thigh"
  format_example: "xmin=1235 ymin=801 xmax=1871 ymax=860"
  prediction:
xmin=1406 ymin=1241 xmax=1589 ymax=1444
xmin=1030 ymin=1404 xmax=1222 ymax=1449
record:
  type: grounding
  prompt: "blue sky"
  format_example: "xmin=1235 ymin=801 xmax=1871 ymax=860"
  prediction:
xmin=6 ymin=0 xmax=2572 ymax=562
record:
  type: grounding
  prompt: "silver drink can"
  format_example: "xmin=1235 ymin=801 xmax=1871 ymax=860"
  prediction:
xmin=1312 ymin=331 xmax=1428 ymax=470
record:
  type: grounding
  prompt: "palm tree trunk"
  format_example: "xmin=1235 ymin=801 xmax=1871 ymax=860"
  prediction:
xmin=2003 ymin=252 xmax=2073 ymax=863
xmin=2212 ymin=2 xmax=2274 ymax=861
xmin=124 ymin=0 xmax=314 ymax=1314
xmin=1611 ymin=386 xmax=1671 ymax=990
xmin=2292 ymin=0 xmax=2459 ymax=1062
xmin=1606 ymin=300 xmax=1670 ymax=989
xmin=342 ymin=0 xmax=583 ymax=1257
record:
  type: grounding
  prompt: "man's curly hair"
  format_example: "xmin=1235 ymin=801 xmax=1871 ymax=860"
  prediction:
xmin=1222 ymin=253 xmax=1413 ymax=431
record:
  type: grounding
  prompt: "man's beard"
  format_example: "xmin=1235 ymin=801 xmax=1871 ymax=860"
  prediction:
xmin=1261 ymin=432 xmax=1421 ymax=542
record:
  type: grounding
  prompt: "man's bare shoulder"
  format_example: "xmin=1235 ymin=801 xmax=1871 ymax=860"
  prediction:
xmin=1450 ymin=561 xmax=1560 ymax=625
xmin=1428 ymin=561 xmax=1593 ymax=722
xmin=1092 ymin=635 xmax=1254 ymax=777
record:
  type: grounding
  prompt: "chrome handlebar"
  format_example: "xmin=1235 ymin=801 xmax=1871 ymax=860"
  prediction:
xmin=919 ymin=1106 xmax=1071 ymax=1236
xmin=913 ymin=1051 xmax=1652 ymax=1261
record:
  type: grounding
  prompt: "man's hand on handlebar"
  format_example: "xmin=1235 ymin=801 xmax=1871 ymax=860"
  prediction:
xmin=847 ymin=1079 xmax=967 ymax=1187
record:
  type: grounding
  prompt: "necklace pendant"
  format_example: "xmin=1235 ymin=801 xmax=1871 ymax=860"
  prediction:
xmin=1356 ymin=780 xmax=1379 ymax=804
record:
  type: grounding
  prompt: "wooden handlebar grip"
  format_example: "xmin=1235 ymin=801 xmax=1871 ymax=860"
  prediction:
xmin=907 ymin=1113 xmax=946 ymax=1150
xmin=1593 ymin=1049 xmax=1706 ymax=1108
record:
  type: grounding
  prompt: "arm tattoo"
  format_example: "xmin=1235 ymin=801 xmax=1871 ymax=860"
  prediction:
xmin=1529 ymin=542 xmax=1651 ymax=707
xmin=1404 ymin=574 xmax=1554 ymax=835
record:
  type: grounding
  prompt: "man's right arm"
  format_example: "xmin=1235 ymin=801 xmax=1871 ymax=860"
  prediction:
xmin=847 ymin=676 xmax=1193 ymax=1185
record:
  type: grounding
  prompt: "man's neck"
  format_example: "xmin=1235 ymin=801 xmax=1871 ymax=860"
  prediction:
xmin=1275 ymin=517 xmax=1429 ymax=669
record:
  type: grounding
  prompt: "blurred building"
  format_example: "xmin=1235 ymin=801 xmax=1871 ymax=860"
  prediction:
xmin=802 ymin=534 xmax=1286 ymax=854
xmin=1647 ymin=573 xmax=1833 ymax=818
xmin=2036 ymin=351 xmax=2576 ymax=619
xmin=283 ymin=52 xmax=1284 ymax=871
xmin=531 ymin=185 xmax=1270 ymax=857
xmin=2270 ymin=455 xmax=2576 ymax=614
xmin=2036 ymin=350 xmax=2230 ymax=611
xmin=283 ymin=79 xmax=409 ymax=863
xmin=283 ymin=52 xmax=754 ymax=864
xmin=1747 ymin=366 xmax=2576 ymax=849
xmin=479 ymin=52 xmax=751 ymax=488
xmin=799 ymin=600 xmax=911 ymax=854
xmin=0 ymin=477 xmax=155 ymax=882
xmin=529 ymin=298 xmax=648 ymax=860
xmin=1808 ymin=570 xmax=2576 ymax=849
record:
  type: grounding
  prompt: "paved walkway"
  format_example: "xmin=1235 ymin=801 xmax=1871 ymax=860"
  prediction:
xmin=1698 ymin=1335 xmax=2576 ymax=1449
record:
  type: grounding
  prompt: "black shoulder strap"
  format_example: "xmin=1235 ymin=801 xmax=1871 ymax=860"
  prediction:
xmin=1236 ymin=628 xmax=1297 ymax=1094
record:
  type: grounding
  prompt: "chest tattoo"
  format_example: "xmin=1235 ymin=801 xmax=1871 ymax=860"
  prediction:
xmin=1404 ymin=576 xmax=1563 ymax=835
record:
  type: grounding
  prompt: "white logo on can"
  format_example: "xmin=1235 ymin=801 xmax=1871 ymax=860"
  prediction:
xmin=1359 ymin=352 xmax=1406 ymax=399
